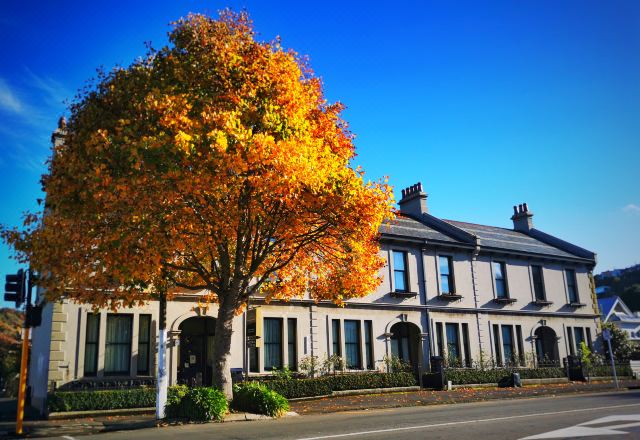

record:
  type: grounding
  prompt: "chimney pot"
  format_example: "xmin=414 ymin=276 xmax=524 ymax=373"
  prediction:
xmin=511 ymin=202 xmax=534 ymax=232
xmin=399 ymin=181 xmax=429 ymax=216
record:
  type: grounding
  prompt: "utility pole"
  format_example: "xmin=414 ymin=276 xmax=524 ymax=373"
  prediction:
xmin=5 ymin=269 xmax=41 ymax=435
xmin=156 ymin=290 xmax=168 ymax=419
xmin=603 ymin=329 xmax=618 ymax=389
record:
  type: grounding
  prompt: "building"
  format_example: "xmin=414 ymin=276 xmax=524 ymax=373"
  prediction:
xmin=28 ymin=180 xmax=600 ymax=414
xmin=598 ymin=295 xmax=640 ymax=345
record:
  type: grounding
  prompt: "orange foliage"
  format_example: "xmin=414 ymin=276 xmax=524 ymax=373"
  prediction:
xmin=2 ymin=11 xmax=394 ymax=312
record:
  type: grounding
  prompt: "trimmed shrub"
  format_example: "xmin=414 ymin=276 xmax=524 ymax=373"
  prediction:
xmin=233 ymin=382 xmax=289 ymax=418
xmin=325 ymin=372 xmax=416 ymax=391
xmin=518 ymin=367 xmax=565 ymax=380
xmin=263 ymin=377 xmax=332 ymax=399
xmin=261 ymin=372 xmax=416 ymax=399
xmin=588 ymin=364 xmax=632 ymax=377
xmin=165 ymin=387 xmax=228 ymax=422
xmin=48 ymin=388 xmax=155 ymax=412
xmin=444 ymin=367 xmax=566 ymax=385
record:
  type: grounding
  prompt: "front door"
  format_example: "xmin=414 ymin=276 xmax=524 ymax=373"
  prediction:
xmin=178 ymin=317 xmax=216 ymax=386
xmin=390 ymin=322 xmax=421 ymax=376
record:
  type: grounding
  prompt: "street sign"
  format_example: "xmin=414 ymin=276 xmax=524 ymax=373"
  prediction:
xmin=246 ymin=335 xmax=261 ymax=348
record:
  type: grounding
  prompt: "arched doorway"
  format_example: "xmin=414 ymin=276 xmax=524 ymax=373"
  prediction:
xmin=178 ymin=317 xmax=216 ymax=386
xmin=390 ymin=322 xmax=421 ymax=374
xmin=534 ymin=326 xmax=559 ymax=366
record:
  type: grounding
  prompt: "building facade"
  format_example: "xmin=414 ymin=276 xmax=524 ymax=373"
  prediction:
xmin=28 ymin=182 xmax=600 ymax=414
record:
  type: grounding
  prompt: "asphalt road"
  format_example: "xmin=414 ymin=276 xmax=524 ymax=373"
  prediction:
xmin=44 ymin=390 xmax=640 ymax=440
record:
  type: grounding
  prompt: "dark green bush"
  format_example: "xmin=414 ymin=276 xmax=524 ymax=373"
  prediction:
xmin=263 ymin=377 xmax=332 ymax=398
xmin=324 ymin=372 xmax=416 ymax=391
xmin=444 ymin=367 xmax=566 ymax=385
xmin=444 ymin=369 xmax=506 ymax=385
xmin=518 ymin=367 xmax=566 ymax=379
xmin=588 ymin=364 xmax=632 ymax=377
xmin=48 ymin=388 xmax=155 ymax=412
xmin=164 ymin=385 xmax=189 ymax=419
xmin=261 ymin=372 xmax=416 ymax=398
xmin=165 ymin=387 xmax=228 ymax=422
xmin=233 ymin=382 xmax=289 ymax=417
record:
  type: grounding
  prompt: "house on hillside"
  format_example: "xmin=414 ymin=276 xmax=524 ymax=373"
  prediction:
xmin=598 ymin=295 xmax=640 ymax=345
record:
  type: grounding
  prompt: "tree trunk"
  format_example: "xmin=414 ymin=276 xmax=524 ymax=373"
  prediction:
xmin=213 ymin=300 xmax=236 ymax=399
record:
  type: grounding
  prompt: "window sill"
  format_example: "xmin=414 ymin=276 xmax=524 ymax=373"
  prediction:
xmin=493 ymin=298 xmax=517 ymax=304
xmin=568 ymin=302 xmax=586 ymax=308
xmin=533 ymin=300 xmax=553 ymax=306
xmin=391 ymin=291 xmax=418 ymax=298
xmin=438 ymin=293 xmax=463 ymax=301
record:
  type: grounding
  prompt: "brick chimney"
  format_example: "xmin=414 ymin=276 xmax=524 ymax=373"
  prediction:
xmin=399 ymin=182 xmax=428 ymax=217
xmin=511 ymin=203 xmax=534 ymax=232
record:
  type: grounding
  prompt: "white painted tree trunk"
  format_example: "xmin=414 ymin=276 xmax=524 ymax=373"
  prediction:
xmin=156 ymin=328 xmax=168 ymax=419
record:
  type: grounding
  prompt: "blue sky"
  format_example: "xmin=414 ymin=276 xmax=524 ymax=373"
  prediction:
xmin=1 ymin=1 xmax=639 ymax=306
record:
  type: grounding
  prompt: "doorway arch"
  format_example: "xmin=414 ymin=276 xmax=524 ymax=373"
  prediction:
xmin=390 ymin=322 xmax=421 ymax=374
xmin=534 ymin=326 xmax=559 ymax=366
xmin=178 ymin=316 xmax=216 ymax=386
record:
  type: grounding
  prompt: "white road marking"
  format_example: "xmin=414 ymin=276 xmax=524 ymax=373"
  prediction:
xmin=520 ymin=414 xmax=640 ymax=439
xmin=295 ymin=403 xmax=640 ymax=440
xmin=62 ymin=436 xmax=76 ymax=440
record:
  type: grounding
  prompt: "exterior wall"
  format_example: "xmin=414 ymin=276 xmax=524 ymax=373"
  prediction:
xmin=351 ymin=244 xmax=424 ymax=306
xmin=472 ymin=256 xmax=596 ymax=314
xmin=32 ymin=235 xmax=599 ymax=412
xmin=429 ymin=310 xmax=598 ymax=367
xmin=424 ymin=249 xmax=477 ymax=308
xmin=35 ymin=297 xmax=428 ymax=392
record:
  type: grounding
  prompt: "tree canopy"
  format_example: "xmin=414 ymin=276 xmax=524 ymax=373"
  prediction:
xmin=2 ymin=11 xmax=394 ymax=395
xmin=4 ymin=11 xmax=393 ymax=307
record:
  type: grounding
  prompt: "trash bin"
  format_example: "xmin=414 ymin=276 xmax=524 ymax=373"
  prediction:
xmin=512 ymin=372 xmax=521 ymax=388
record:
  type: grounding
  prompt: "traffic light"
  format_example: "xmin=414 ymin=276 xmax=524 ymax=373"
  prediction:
xmin=4 ymin=269 xmax=26 ymax=307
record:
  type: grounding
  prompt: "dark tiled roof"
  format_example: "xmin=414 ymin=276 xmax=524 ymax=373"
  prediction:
xmin=442 ymin=220 xmax=580 ymax=259
xmin=382 ymin=215 xmax=460 ymax=243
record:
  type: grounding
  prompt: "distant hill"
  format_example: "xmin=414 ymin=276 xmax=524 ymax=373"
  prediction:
xmin=596 ymin=264 xmax=640 ymax=311
xmin=0 ymin=308 xmax=23 ymax=348
xmin=0 ymin=308 xmax=23 ymax=396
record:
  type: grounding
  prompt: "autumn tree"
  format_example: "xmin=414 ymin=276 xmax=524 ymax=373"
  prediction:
xmin=2 ymin=11 xmax=394 ymax=399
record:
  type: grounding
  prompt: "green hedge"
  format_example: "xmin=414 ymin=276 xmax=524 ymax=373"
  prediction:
xmin=588 ymin=365 xmax=632 ymax=377
xmin=325 ymin=372 xmax=416 ymax=391
xmin=262 ymin=372 xmax=416 ymax=399
xmin=48 ymin=388 xmax=155 ymax=412
xmin=263 ymin=377 xmax=332 ymax=398
xmin=233 ymin=382 xmax=289 ymax=417
xmin=444 ymin=367 xmax=566 ymax=385
xmin=518 ymin=367 xmax=566 ymax=379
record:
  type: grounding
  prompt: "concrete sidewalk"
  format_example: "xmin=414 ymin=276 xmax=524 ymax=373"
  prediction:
xmin=0 ymin=380 xmax=636 ymax=438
